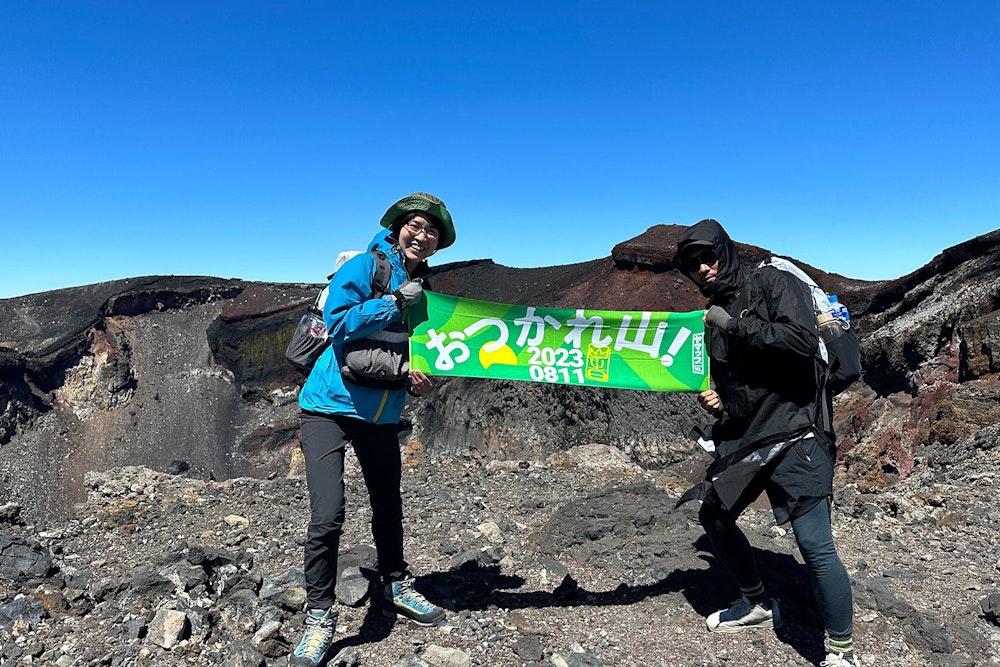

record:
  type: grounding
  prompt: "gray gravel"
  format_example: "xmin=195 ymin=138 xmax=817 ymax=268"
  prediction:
xmin=1 ymin=439 xmax=999 ymax=666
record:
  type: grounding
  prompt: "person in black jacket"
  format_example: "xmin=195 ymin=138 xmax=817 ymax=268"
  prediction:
xmin=675 ymin=219 xmax=859 ymax=667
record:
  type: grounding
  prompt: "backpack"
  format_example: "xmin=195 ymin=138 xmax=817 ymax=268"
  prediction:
xmin=284 ymin=250 xmax=393 ymax=375
xmin=756 ymin=257 xmax=862 ymax=396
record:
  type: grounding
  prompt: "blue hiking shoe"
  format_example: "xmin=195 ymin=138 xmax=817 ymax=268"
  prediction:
xmin=383 ymin=571 xmax=446 ymax=626
xmin=290 ymin=607 xmax=337 ymax=665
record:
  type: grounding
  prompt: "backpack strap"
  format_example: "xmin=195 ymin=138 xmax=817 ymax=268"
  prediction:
xmin=311 ymin=250 xmax=393 ymax=314
xmin=369 ymin=250 xmax=392 ymax=298
xmin=747 ymin=265 xmax=833 ymax=435
xmin=736 ymin=267 xmax=767 ymax=322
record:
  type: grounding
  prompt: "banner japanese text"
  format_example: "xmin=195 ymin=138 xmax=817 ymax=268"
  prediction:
xmin=409 ymin=292 xmax=709 ymax=392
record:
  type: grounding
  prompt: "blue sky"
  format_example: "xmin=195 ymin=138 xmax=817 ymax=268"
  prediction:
xmin=2 ymin=2 xmax=998 ymax=298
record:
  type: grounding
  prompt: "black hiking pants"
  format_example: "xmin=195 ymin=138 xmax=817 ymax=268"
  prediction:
xmin=300 ymin=411 xmax=407 ymax=610
xmin=700 ymin=489 xmax=854 ymax=639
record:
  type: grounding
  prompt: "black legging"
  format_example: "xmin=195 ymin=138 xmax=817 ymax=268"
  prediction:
xmin=699 ymin=490 xmax=854 ymax=638
xmin=299 ymin=411 xmax=407 ymax=610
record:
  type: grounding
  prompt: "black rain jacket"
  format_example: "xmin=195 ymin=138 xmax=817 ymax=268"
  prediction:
xmin=677 ymin=219 xmax=830 ymax=471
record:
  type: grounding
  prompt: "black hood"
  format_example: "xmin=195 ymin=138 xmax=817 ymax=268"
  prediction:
xmin=675 ymin=218 xmax=744 ymax=298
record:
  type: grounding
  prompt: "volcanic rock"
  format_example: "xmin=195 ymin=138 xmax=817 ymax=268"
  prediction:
xmin=2 ymin=224 xmax=1000 ymax=664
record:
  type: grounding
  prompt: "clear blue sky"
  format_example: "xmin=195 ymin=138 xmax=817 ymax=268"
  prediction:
xmin=2 ymin=2 xmax=998 ymax=298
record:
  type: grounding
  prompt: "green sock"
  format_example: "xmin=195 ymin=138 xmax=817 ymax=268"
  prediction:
xmin=829 ymin=634 xmax=854 ymax=657
xmin=739 ymin=582 xmax=769 ymax=607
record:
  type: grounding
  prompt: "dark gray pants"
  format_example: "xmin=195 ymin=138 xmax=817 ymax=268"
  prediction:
xmin=700 ymin=491 xmax=854 ymax=638
xmin=300 ymin=411 xmax=406 ymax=610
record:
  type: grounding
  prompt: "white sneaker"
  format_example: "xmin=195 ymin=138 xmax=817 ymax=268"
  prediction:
xmin=706 ymin=596 xmax=781 ymax=632
xmin=820 ymin=652 xmax=860 ymax=667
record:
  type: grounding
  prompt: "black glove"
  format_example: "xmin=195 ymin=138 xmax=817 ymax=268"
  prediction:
xmin=392 ymin=279 xmax=424 ymax=311
xmin=704 ymin=306 xmax=733 ymax=330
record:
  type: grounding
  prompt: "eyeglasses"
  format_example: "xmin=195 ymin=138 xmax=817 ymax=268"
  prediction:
xmin=681 ymin=248 xmax=718 ymax=273
xmin=403 ymin=220 xmax=440 ymax=240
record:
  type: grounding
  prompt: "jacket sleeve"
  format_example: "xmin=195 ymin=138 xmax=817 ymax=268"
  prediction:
xmin=324 ymin=253 xmax=401 ymax=343
xmin=727 ymin=269 xmax=818 ymax=357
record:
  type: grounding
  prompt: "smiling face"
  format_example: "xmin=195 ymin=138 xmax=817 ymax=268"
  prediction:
xmin=396 ymin=214 xmax=441 ymax=271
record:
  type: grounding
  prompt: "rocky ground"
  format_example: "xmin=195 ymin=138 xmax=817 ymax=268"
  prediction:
xmin=2 ymin=433 xmax=999 ymax=667
xmin=5 ymin=227 xmax=1000 ymax=666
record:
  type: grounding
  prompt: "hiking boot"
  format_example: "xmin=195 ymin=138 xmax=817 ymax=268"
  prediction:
xmin=706 ymin=596 xmax=782 ymax=632
xmin=820 ymin=652 xmax=860 ymax=667
xmin=383 ymin=571 xmax=446 ymax=626
xmin=290 ymin=607 xmax=337 ymax=666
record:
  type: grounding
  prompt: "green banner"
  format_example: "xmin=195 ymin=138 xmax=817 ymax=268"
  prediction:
xmin=410 ymin=292 xmax=709 ymax=392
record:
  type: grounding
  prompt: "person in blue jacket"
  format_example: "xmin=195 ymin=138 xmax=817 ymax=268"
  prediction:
xmin=291 ymin=193 xmax=455 ymax=666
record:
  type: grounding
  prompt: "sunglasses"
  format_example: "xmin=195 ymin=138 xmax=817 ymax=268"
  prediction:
xmin=681 ymin=248 xmax=718 ymax=273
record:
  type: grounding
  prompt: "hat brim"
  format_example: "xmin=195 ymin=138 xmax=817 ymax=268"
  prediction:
xmin=678 ymin=240 xmax=714 ymax=258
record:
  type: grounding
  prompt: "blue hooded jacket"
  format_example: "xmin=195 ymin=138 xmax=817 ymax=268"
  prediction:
xmin=298 ymin=229 xmax=415 ymax=423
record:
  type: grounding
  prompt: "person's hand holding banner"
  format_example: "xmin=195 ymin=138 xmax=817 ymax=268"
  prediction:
xmin=393 ymin=279 xmax=425 ymax=311
xmin=703 ymin=305 xmax=733 ymax=330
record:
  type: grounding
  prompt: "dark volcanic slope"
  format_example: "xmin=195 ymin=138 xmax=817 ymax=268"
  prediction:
xmin=3 ymin=224 xmax=1000 ymax=525
xmin=0 ymin=278 xmax=317 ymax=519
xmin=431 ymin=224 xmax=871 ymax=315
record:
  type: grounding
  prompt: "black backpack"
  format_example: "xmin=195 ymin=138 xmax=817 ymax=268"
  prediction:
xmin=823 ymin=321 xmax=862 ymax=396
xmin=284 ymin=250 xmax=393 ymax=375
xmin=754 ymin=257 xmax=862 ymax=395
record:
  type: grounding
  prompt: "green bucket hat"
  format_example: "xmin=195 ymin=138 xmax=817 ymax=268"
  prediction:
xmin=379 ymin=192 xmax=456 ymax=249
